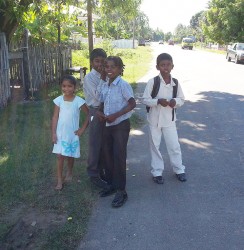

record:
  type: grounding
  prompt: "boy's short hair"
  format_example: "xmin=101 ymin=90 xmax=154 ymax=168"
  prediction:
xmin=90 ymin=48 xmax=107 ymax=61
xmin=156 ymin=53 xmax=173 ymax=65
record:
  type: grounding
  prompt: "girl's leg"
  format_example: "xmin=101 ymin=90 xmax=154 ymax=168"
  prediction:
xmin=65 ymin=157 xmax=74 ymax=182
xmin=56 ymin=154 xmax=65 ymax=190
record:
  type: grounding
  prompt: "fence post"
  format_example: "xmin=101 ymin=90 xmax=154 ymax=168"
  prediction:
xmin=0 ymin=32 xmax=11 ymax=107
xmin=22 ymin=28 xmax=31 ymax=100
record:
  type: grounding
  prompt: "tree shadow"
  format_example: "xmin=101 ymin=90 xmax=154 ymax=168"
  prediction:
xmin=177 ymin=91 xmax=244 ymax=179
xmin=130 ymin=90 xmax=244 ymax=181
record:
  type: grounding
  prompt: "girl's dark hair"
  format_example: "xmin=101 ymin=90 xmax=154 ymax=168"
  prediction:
xmin=105 ymin=56 xmax=125 ymax=75
xmin=90 ymin=48 xmax=107 ymax=61
xmin=61 ymin=75 xmax=77 ymax=86
xmin=156 ymin=53 xmax=173 ymax=65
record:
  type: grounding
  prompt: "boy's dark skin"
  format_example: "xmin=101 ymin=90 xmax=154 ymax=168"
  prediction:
xmin=84 ymin=50 xmax=108 ymax=188
xmin=157 ymin=58 xmax=176 ymax=108
xmin=150 ymin=54 xmax=186 ymax=183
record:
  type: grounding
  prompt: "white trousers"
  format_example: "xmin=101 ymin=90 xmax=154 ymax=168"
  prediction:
xmin=148 ymin=124 xmax=185 ymax=177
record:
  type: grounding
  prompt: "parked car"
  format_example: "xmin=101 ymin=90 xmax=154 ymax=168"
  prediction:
xmin=145 ymin=39 xmax=151 ymax=46
xmin=138 ymin=39 xmax=146 ymax=46
xmin=159 ymin=40 xmax=164 ymax=44
xmin=226 ymin=43 xmax=244 ymax=64
xmin=168 ymin=40 xmax=174 ymax=45
xmin=181 ymin=37 xmax=194 ymax=50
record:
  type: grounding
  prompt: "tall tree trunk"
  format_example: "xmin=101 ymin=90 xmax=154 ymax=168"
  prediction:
xmin=87 ymin=0 xmax=93 ymax=70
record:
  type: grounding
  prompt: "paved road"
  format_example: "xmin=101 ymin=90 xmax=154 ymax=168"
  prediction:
xmin=79 ymin=43 xmax=244 ymax=250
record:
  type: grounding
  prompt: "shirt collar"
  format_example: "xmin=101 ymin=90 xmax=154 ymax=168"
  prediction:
xmin=91 ymin=68 xmax=101 ymax=78
xmin=159 ymin=74 xmax=175 ymax=86
xmin=109 ymin=75 xmax=121 ymax=86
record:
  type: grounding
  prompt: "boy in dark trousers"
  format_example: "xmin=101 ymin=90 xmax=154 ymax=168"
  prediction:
xmin=142 ymin=53 xmax=186 ymax=184
xmin=83 ymin=48 xmax=107 ymax=188
xmin=97 ymin=56 xmax=136 ymax=208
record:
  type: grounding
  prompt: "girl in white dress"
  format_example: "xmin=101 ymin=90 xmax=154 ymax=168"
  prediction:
xmin=52 ymin=75 xmax=89 ymax=190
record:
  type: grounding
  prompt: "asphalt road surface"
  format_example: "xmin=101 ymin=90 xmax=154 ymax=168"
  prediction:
xmin=79 ymin=43 xmax=244 ymax=250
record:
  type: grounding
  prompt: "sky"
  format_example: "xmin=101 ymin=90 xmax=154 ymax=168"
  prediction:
xmin=140 ymin=0 xmax=209 ymax=33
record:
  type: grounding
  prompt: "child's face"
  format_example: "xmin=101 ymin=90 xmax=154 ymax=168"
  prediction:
xmin=61 ymin=80 xmax=75 ymax=96
xmin=156 ymin=60 xmax=174 ymax=76
xmin=104 ymin=60 xmax=121 ymax=81
xmin=91 ymin=56 xmax=106 ymax=73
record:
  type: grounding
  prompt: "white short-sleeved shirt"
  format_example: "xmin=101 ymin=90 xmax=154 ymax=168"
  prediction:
xmin=100 ymin=76 xmax=134 ymax=126
xmin=52 ymin=95 xmax=85 ymax=158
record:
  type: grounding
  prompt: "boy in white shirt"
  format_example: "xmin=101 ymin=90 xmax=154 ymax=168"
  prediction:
xmin=83 ymin=48 xmax=107 ymax=188
xmin=142 ymin=53 xmax=186 ymax=184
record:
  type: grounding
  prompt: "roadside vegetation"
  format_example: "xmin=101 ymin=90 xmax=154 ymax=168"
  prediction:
xmin=0 ymin=45 xmax=152 ymax=249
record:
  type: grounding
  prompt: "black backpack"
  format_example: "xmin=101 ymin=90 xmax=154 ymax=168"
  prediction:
xmin=146 ymin=76 xmax=178 ymax=121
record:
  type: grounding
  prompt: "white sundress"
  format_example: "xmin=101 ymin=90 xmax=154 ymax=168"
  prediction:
xmin=52 ymin=95 xmax=86 ymax=158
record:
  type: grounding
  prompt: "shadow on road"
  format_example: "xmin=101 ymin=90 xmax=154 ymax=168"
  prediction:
xmin=80 ymin=90 xmax=244 ymax=250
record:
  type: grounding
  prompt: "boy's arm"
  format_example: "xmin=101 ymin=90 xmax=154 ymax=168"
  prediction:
xmin=75 ymin=104 xmax=89 ymax=136
xmin=96 ymin=79 xmax=106 ymax=98
xmin=83 ymin=74 xmax=106 ymax=102
xmin=96 ymin=102 xmax=106 ymax=121
xmin=142 ymin=79 xmax=161 ymax=107
xmin=169 ymin=83 xmax=185 ymax=108
xmin=105 ymin=97 xmax=136 ymax=123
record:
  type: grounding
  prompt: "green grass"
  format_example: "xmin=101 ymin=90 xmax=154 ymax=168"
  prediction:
xmin=0 ymin=45 xmax=152 ymax=249
xmin=72 ymin=45 xmax=152 ymax=88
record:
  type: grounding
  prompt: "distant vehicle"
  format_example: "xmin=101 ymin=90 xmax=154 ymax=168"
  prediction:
xmin=168 ymin=40 xmax=174 ymax=45
xmin=159 ymin=40 xmax=164 ymax=44
xmin=181 ymin=37 xmax=194 ymax=50
xmin=226 ymin=42 xmax=244 ymax=64
xmin=145 ymin=39 xmax=151 ymax=45
xmin=138 ymin=39 xmax=146 ymax=46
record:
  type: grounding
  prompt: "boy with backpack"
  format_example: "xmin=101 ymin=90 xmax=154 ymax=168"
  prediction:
xmin=142 ymin=53 xmax=186 ymax=184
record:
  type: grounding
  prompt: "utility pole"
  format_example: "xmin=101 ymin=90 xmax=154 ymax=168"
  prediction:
xmin=87 ymin=0 xmax=93 ymax=63
xmin=132 ymin=19 xmax=135 ymax=49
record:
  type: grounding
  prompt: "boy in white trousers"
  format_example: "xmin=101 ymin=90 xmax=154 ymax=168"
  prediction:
xmin=142 ymin=53 xmax=186 ymax=184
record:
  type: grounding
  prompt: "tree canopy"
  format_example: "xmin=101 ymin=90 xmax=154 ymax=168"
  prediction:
xmin=202 ymin=0 xmax=244 ymax=43
xmin=0 ymin=0 xmax=145 ymax=44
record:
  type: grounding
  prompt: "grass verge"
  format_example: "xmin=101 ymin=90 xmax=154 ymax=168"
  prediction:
xmin=0 ymin=45 xmax=152 ymax=249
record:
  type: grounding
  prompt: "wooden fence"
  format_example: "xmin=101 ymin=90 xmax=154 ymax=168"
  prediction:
xmin=0 ymin=30 xmax=72 ymax=108
xmin=0 ymin=33 xmax=10 ymax=107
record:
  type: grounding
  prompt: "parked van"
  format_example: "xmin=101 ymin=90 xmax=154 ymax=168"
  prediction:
xmin=181 ymin=38 xmax=194 ymax=50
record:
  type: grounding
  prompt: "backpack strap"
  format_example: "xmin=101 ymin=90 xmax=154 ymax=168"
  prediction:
xmin=172 ymin=78 xmax=178 ymax=121
xmin=146 ymin=76 xmax=160 ymax=113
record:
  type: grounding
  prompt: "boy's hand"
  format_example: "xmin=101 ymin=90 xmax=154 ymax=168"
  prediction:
xmin=169 ymin=99 xmax=176 ymax=108
xmin=52 ymin=134 xmax=57 ymax=144
xmin=96 ymin=111 xmax=106 ymax=121
xmin=75 ymin=128 xmax=84 ymax=136
xmin=100 ymin=67 xmax=106 ymax=81
xmin=158 ymin=98 xmax=169 ymax=107
xmin=105 ymin=114 xmax=117 ymax=123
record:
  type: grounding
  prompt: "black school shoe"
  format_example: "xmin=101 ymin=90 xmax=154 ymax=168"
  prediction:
xmin=176 ymin=173 xmax=187 ymax=182
xmin=90 ymin=176 xmax=108 ymax=189
xmin=153 ymin=176 xmax=164 ymax=184
xmin=99 ymin=186 xmax=116 ymax=197
xmin=111 ymin=191 xmax=128 ymax=208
